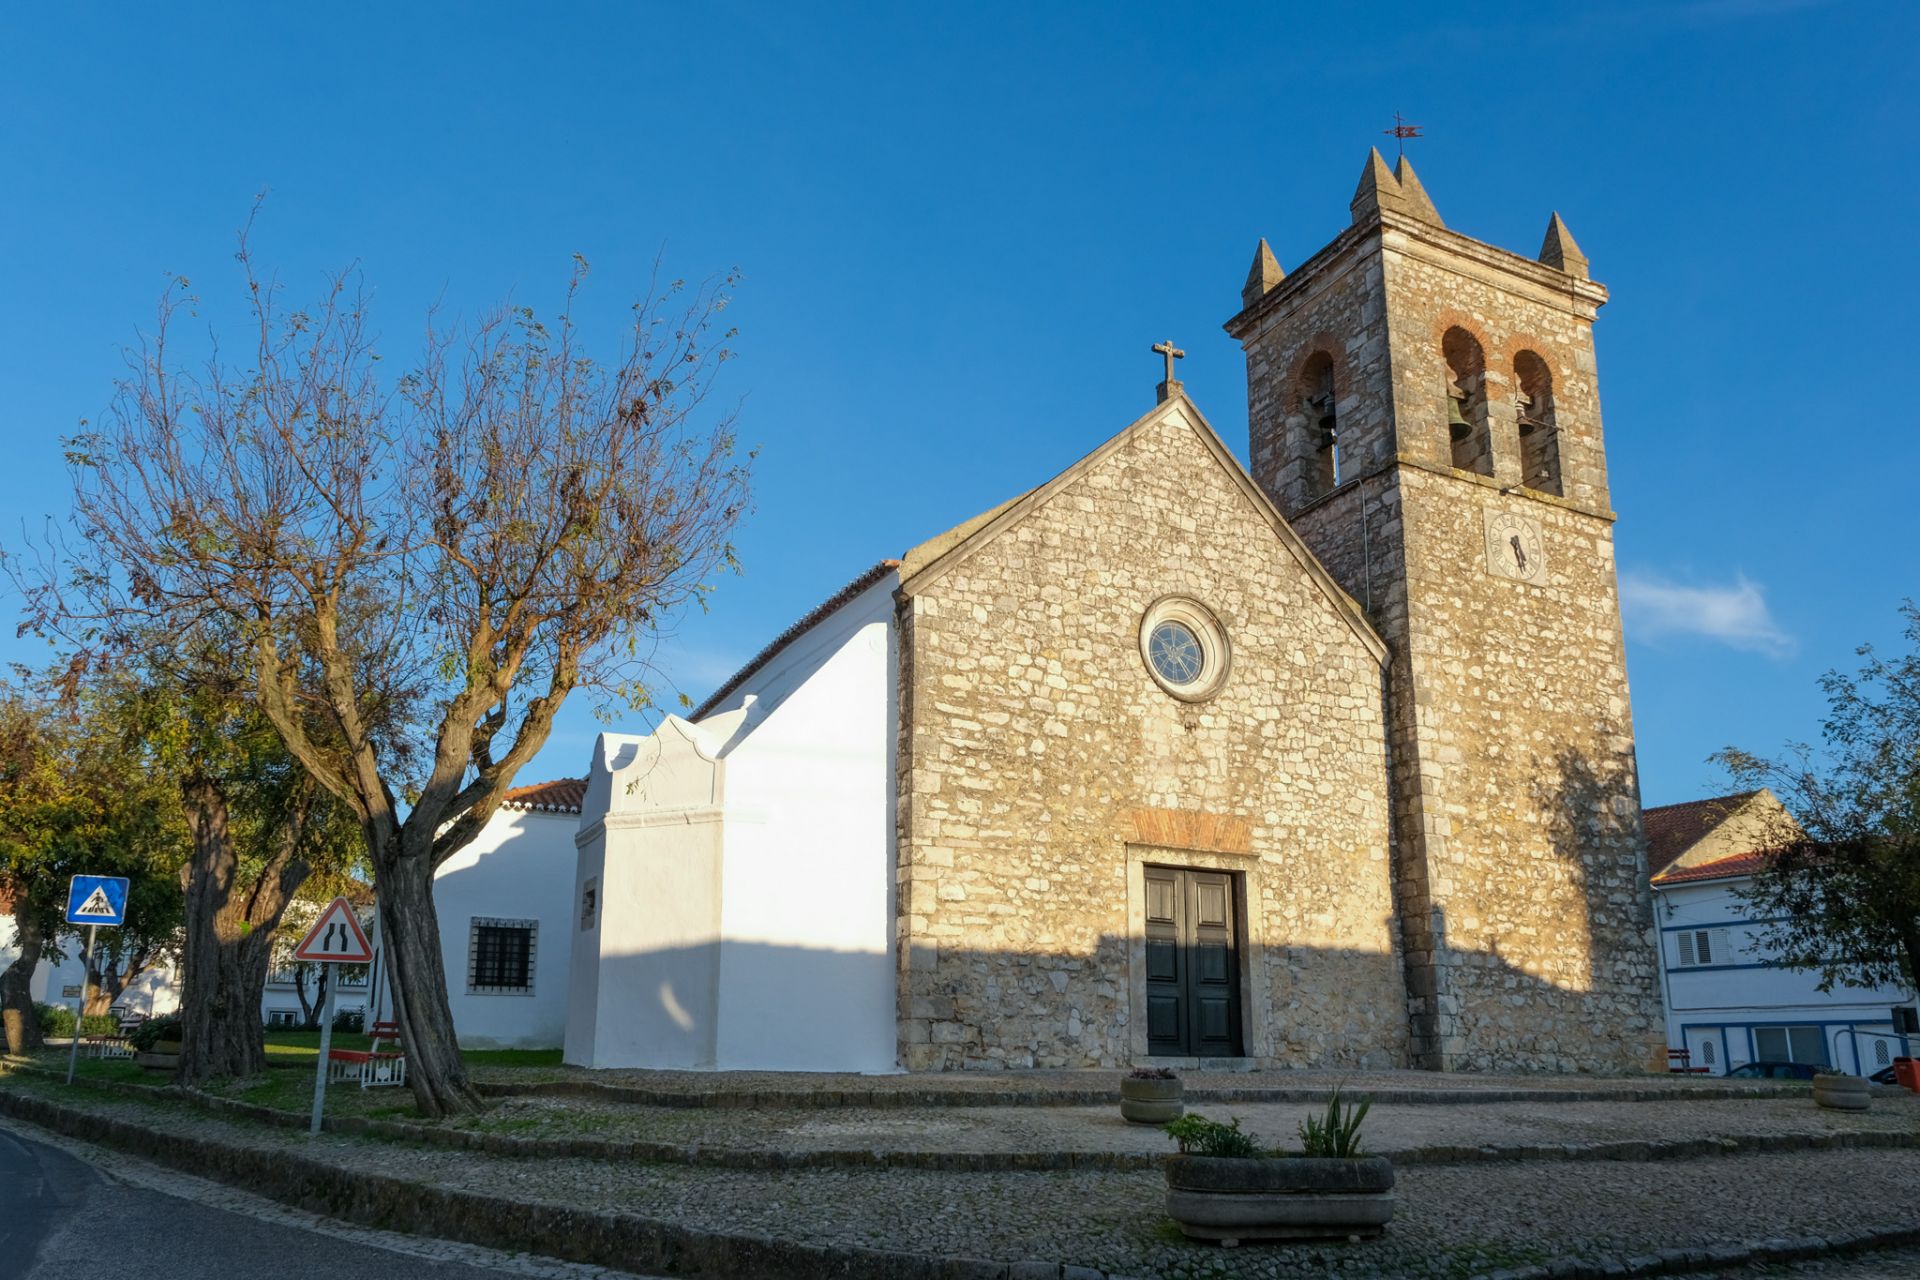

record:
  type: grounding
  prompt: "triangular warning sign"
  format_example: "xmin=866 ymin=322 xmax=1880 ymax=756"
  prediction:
xmin=73 ymin=886 xmax=118 ymax=918
xmin=291 ymin=896 xmax=375 ymax=964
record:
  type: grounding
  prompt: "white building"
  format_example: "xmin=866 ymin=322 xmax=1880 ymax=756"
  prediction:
xmin=565 ymin=568 xmax=898 ymax=1073
xmin=432 ymin=778 xmax=583 ymax=1050
xmin=1648 ymin=789 xmax=1918 ymax=1076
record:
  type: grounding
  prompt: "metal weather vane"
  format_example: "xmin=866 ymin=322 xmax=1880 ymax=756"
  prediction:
xmin=1383 ymin=111 xmax=1423 ymax=159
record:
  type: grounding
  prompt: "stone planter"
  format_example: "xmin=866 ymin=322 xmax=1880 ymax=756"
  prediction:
xmin=1119 ymin=1075 xmax=1183 ymax=1125
xmin=1165 ymin=1154 xmax=1395 ymax=1244
xmin=135 ymin=1050 xmax=179 ymax=1073
xmin=1813 ymin=1073 xmax=1871 ymax=1112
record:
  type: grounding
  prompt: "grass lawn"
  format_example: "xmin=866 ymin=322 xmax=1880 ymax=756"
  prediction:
xmin=261 ymin=1029 xmax=560 ymax=1069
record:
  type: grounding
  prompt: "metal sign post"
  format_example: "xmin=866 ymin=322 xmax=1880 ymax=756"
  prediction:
xmin=309 ymin=962 xmax=338 ymax=1136
xmin=64 ymin=924 xmax=98 ymax=1085
xmin=289 ymin=896 xmax=375 ymax=1137
xmin=61 ymin=875 xmax=129 ymax=1085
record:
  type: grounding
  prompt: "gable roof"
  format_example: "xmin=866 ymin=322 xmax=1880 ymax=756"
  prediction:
xmin=691 ymin=560 xmax=901 ymax=721
xmin=1642 ymin=790 xmax=1760 ymax=878
xmin=500 ymin=777 xmax=588 ymax=815
xmin=896 ymin=392 xmax=1389 ymax=665
xmin=687 ymin=393 xmax=1390 ymax=723
xmin=1654 ymin=849 xmax=1771 ymax=886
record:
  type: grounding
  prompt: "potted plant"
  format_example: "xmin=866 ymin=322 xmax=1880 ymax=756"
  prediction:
xmin=1120 ymin=1066 xmax=1183 ymax=1124
xmin=1163 ymin=1090 xmax=1394 ymax=1245
xmin=130 ymin=1015 xmax=182 ymax=1073
xmin=1812 ymin=1069 xmax=1870 ymax=1112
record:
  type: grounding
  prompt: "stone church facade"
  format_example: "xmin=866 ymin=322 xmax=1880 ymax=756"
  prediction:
xmin=564 ymin=154 xmax=1666 ymax=1076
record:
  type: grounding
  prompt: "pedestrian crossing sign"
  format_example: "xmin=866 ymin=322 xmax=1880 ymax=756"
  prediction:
xmin=64 ymin=875 xmax=129 ymax=927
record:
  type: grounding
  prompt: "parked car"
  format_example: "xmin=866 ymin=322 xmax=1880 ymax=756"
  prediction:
xmin=1724 ymin=1061 xmax=1819 ymax=1081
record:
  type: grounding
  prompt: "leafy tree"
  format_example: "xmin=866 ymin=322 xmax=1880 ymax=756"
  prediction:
xmin=0 ymin=679 xmax=185 ymax=1055
xmin=117 ymin=644 xmax=367 ymax=1083
xmin=17 ymin=227 xmax=750 ymax=1113
xmin=1713 ymin=602 xmax=1920 ymax=995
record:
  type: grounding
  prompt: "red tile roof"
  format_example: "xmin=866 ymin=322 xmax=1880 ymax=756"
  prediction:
xmin=1653 ymin=849 xmax=1772 ymax=885
xmin=1641 ymin=791 xmax=1759 ymax=878
xmin=691 ymin=560 xmax=901 ymax=721
xmin=501 ymin=777 xmax=587 ymax=815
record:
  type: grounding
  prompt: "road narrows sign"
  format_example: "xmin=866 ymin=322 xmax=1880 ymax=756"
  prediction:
xmin=292 ymin=896 xmax=375 ymax=965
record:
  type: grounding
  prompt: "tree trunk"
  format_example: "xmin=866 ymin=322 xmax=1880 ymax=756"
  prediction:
xmin=83 ymin=946 xmax=151 ymax=1018
xmin=1 ymin=912 xmax=47 ymax=1056
xmin=295 ymin=963 xmax=330 ymax=1030
xmin=177 ymin=778 xmax=310 ymax=1085
xmin=376 ymin=849 xmax=480 ymax=1117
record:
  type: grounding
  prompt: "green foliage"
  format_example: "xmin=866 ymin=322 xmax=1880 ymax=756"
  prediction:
xmin=128 ymin=1014 xmax=181 ymax=1052
xmin=1162 ymin=1112 xmax=1262 ymax=1158
xmin=34 ymin=1007 xmax=120 ymax=1037
xmin=1714 ymin=602 xmax=1920 ymax=992
xmin=0 ymin=676 xmax=187 ymax=964
xmin=1298 ymin=1088 xmax=1372 ymax=1158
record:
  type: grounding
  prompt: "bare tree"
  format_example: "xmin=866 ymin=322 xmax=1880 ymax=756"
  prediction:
xmin=22 ymin=232 xmax=750 ymax=1114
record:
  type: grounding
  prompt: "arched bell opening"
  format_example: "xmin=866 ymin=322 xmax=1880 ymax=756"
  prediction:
xmin=1442 ymin=327 xmax=1491 ymax=476
xmin=1297 ymin=351 xmax=1340 ymax=500
xmin=1514 ymin=350 xmax=1562 ymax=496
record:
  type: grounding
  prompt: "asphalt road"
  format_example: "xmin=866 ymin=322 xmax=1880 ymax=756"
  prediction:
xmin=0 ymin=1122 xmax=643 ymax=1280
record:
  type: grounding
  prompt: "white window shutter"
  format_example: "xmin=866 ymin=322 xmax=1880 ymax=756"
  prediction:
xmin=1678 ymin=932 xmax=1696 ymax=967
xmin=1712 ymin=928 xmax=1730 ymax=963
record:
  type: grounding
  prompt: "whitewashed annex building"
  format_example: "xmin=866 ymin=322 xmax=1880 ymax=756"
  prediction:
xmin=1648 ymin=790 xmax=1918 ymax=1077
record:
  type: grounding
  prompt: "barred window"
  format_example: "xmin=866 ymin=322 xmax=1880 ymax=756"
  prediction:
xmin=468 ymin=918 xmax=537 ymax=994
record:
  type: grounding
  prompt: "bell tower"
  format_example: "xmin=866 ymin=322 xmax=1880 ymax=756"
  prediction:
xmin=1226 ymin=151 xmax=1664 ymax=1072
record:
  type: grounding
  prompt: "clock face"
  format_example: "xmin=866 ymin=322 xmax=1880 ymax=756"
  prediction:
xmin=1484 ymin=510 xmax=1546 ymax=584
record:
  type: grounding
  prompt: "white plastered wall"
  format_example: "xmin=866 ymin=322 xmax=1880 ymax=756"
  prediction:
xmin=433 ymin=807 xmax=580 ymax=1049
xmin=565 ymin=572 xmax=901 ymax=1072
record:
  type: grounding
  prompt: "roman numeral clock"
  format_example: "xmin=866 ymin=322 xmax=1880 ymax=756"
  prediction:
xmin=1483 ymin=509 xmax=1546 ymax=584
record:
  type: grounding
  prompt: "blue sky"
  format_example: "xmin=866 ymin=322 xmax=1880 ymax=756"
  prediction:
xmin=1 ymin=1 xmax=1913 ymax=807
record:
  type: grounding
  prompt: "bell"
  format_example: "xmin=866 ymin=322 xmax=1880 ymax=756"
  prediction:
xmin=1448 ymin=396 xmax=1472 ymax=444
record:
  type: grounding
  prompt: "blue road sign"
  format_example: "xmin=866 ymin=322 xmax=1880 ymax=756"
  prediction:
xmin=64 ymin=875 xmax=129 ymax=927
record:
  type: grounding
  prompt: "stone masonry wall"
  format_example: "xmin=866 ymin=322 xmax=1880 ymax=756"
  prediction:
xmin=894 ymin=405 xmax=1406 ymax=1071
xmin=1239 ymin=207 xmax=1665 ymax=1074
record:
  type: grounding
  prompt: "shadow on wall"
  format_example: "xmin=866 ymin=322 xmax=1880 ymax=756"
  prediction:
xmin=572 ymin=924 xmax=1659 ymax=1075
xmin=1423 ymin=746 xmax=1659 ymax=1071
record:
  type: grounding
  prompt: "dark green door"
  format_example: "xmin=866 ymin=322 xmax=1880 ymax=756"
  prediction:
xmin=1143 ymin=866 xmax=1243 ymax=1057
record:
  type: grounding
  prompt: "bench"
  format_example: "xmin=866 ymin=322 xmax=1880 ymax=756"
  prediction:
xmin=1667 ymin=1047 xmax=1711 ymax=1074
xmin=81 ymin=1035 xmax=134 ymax=1060
xmin=325 ymin=1019 xmax=408 ymax=1089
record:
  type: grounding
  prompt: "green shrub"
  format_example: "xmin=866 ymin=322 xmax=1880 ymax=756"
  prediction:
xmin=129 ymin=1015 xmax=182 ymax=1052
xmin=35 ymin=1003 xmax=74 ymax=1036
xmin=79 ymin=1014 xmax=120 ymax=1036
xmin=1163 ymin=1112 xmax=1262 ymax=1158
xmin=1298 ymin=1088 xmax=1372 ymax=1158
xmin=331 ymin=1008 xmax=365 ymax=1034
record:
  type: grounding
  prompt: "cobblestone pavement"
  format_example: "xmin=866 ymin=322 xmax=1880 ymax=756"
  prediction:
xmin=5 ymin=1078 xmax=1916 ymax=1279
xmin=1709 ymin=1248 xmax=1920 ymax=1279
xmin=450 ymin=1089 xmax=1920 ymax=1159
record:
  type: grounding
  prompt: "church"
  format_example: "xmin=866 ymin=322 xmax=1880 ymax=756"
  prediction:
xmin=562 ymin=153 xmax=1667 ymax=1076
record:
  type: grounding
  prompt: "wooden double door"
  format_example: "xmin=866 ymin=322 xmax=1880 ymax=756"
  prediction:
xmin=1143 ymin=866 xmax=1243 ymax=1057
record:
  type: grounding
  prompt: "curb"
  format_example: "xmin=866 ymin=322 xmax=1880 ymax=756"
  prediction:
xmin=12 ymin=1069 xmax=1920 ymax=1175
xmin=474 ymin=1076 xmax=1816 ymax=1112
xmin=2 ymin=1086 xmax=1917 ymax=1280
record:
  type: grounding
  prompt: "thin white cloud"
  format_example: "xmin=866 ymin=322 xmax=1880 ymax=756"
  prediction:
xmin=1620 ymin=571 xmax=1794 ymax=658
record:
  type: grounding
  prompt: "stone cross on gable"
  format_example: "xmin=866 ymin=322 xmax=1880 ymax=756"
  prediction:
xmin=1152 ymin=339 xmax=1185 ymax=404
